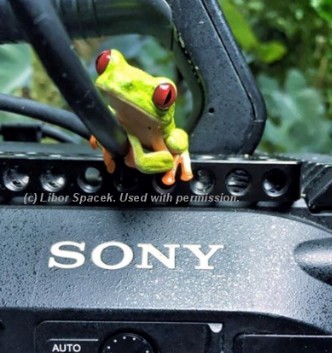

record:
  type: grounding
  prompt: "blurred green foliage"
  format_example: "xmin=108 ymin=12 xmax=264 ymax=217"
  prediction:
xmin=0 ymin=0 xmax=331 ymax=153
xmin=258 ymin=70 xmax=330 ymax=153
xmin=0 ymin=44 xmax=31 ymax=94
xmin=0 ymin=44 xmax=33 ymax=125
xmin=312 ymin=0 xmax=332 ymax=22
xmin=219 ymin=0 xmax=332 ymax=153
xmin=221 ymin=0 xmax=287 ymax=64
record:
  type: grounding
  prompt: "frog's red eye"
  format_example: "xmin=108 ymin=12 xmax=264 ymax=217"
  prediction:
xmin=153 ymin=83 xmax=177 ymax=110
xmin=96 ymin=50 xmax=111 ymax=75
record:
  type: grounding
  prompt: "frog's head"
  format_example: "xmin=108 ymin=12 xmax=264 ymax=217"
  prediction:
xmin=95 ymin=49 xmax=177 ymax=127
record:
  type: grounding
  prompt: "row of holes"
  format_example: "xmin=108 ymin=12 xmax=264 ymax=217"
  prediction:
xmin=2 ymin=166 xmax=289 ymax=199
xmin=190 ymin=168 xmax=289 ymax=198
xmin=3 ymin=167 xmax=102 ymax=194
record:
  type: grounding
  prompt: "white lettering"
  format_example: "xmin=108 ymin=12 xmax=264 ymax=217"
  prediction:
xmin=52 ymin=344 xmax=81 ymax=352
xmin=137 ymin=244 xmax=180 ymax=269
xmin=48 ymin=241 xmax=224 ymax=271
xmin=91 ymin=241 xmax=134 ymax=270
xmin=183 ymin=244 xmax=224 ymax=269
xmin=48 ymin=241 xmax=86 ymax=269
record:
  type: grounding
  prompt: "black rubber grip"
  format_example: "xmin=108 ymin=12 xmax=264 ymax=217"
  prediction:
xmin=0 ymin=0 xmax=173 ymax=47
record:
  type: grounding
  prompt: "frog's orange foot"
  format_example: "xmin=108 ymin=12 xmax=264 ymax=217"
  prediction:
xmin=89 ymin=135 xmax=98 ymax=149
xmin=161 ymin=154 xmax=181 ymax=186
xmin=162 ymin=171 xmax=176 ymax=186
xmin=102 ymin=148 xmax=116 ymax=174
xmin=124 ymin=148 xmax=136 ymax=169
xmin=105 ymin=160 xmax=116 ymax=174
xmin=161 ymin=152 xmax=193 ymax=185
xmin=180 ymin=151 xmax=193 ymax=182
xmin=180 ymin=171 xmax=193 ymax=182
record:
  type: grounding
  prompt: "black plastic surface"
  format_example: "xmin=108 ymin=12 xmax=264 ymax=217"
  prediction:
xmin=295 ymin=238 xmax=332 ymax=285
xmin=167 ymin=0 xmax=266 ymax=154
xmin=35 ymin=321 xmax=221 ymax=353
xmin=235 ymin=334 xmax=332 ymax=353
xmin=297 ymin=154 xmax=332 ymax=211
xmin=0 ymin=210 xmax=332 ymax=315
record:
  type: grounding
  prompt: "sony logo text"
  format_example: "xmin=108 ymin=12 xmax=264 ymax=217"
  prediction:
xmin=49 ymin=241 xmax=224 ymax=270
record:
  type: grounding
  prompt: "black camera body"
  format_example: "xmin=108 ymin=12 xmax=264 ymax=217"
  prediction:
xmin=1 ymin=203 xmax=332 ymax=353
xmin=0 ymin=1 xmax=332 ymax=353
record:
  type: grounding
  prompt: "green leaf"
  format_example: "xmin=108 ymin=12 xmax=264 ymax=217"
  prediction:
xmin=284 ymin=69 xmax=307 ymax=94
xmin=219 ymin=0 xmax=287 ymax=63
xmin=311 ymin=0 xmax=332 ymax=22
xmin=221 ymin=0 xmax=259 ymax=50
xmin=257 ymin=75 xmax=280 ymax=94
xmin=256 ymin=41 xmax=287 ymax=64
xmin=258 ymin=70 xmax=331 ymax=153
xmin=0 ymin=44 xmax=32 ymax=94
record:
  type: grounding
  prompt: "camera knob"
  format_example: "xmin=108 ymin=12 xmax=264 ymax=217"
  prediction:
xmin=101 ymin=333 xmax=155 ymax=353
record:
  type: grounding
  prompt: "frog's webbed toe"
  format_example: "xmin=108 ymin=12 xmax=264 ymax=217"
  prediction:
xmin=179 ymin=151 xmax=193 ymax=181
xmin=161 ymin=151 xmax=193 ymax=185
xmin=161 ymin=155 xmax=181 ymax=185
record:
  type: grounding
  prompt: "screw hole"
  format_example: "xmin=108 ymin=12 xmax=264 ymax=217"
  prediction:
xmin=3 ymin=167 xmax=29 ymax=192
xmin=40 ymin=169 xmax=66 ymax=192
xmin=208 ymin=107 xmax=215 ymax=114
xmin=114 ymin=169 xmax=139 ymax=193
xmin=226 ymin=169 xmax=251 ymax=196
xmin=78 ymin=167 xmax=102 ymax=193
xmin=263 ymin=169 xmax=288 ymax=197
xmin=152 ymin=174 xmax=175 ymax=194
xmin=190 ymin=169 xmax=215 ymax=195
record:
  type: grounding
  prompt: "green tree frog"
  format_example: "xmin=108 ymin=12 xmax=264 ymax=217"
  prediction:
xmin=90 ymin=49 xmax=193 ymax=185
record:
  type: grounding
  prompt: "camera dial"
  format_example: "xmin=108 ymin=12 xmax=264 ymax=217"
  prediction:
xmin=101 ymin=333 xmax=155 ymax=353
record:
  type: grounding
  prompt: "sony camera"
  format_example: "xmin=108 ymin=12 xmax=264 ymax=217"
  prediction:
xmin=0 ymin=1 xmax=331 ymax=353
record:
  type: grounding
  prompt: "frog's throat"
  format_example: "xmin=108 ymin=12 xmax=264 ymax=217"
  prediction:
xmin=101 ymin=89 xmax=175 ymax=133
xmin=162 ymin=118 xmax=175 ymax=136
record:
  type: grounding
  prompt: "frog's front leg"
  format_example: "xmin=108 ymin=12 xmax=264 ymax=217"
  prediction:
xmin=127 ymin=133 xmax=174 ymax=174
xmin=164 ymin=128 xmax=193 ymax=185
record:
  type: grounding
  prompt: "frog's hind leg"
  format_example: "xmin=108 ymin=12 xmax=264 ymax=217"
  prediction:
xmin=89 ymin=135 xmax=98 ymax=149
xmin=102 ymin=147 xmax=116 ymax=173
xmin=127 ymin=133 xmax=173 ymax=174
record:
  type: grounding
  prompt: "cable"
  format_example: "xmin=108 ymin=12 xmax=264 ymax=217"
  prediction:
xmin=0 ymin=93 xmax=90 ymax=139
xmin=7 ymin=0 xmax=128 ymax=155
xmin=41 ymin=125 xmax=80 ymax=143
xmin=0 ymin=0 xmax=173 ymax=48
xmin=0 ymin=122 xmax=80 ymax=143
